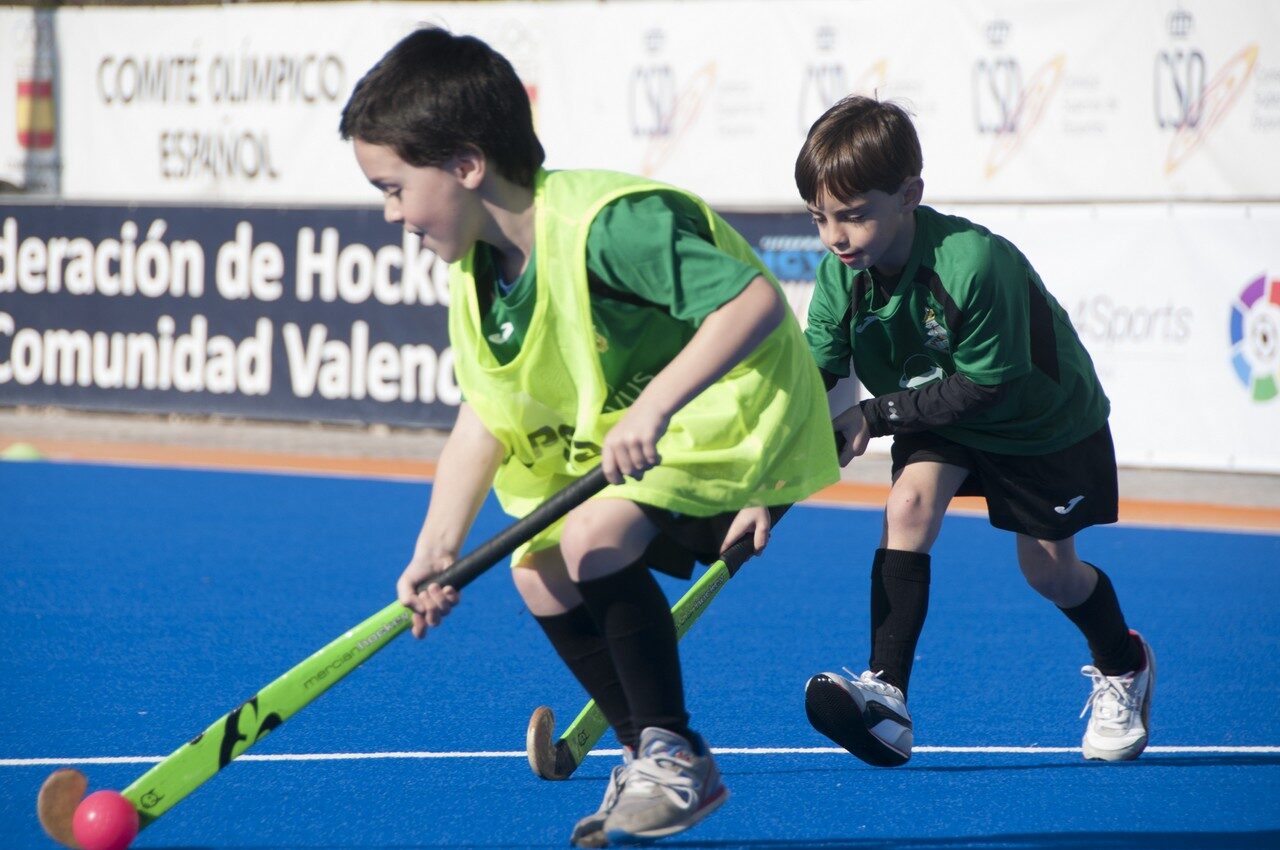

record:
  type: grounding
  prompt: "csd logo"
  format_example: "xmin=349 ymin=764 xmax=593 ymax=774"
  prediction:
xmin=1154 ymin=49 xmax=1206 ymax=130
xmin=799 ymin=63 xmax=847 ymax=134
xmin=630 ymin=65 xmax=675 ymax=137
xmin=973 ymin=57 xmax=1022 ymax=134
xmin=798 ymin=25 xmax=847 ymax=134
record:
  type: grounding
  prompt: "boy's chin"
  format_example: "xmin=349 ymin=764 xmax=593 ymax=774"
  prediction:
xmin=422 ymin=238 xmax=464 ymax=264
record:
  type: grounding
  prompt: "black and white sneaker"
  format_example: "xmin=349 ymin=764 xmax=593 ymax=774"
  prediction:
xmin=805 ymin=668 xmax=913 ymax=767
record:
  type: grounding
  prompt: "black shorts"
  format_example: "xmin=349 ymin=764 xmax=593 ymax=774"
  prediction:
xmin=890 ymin=424 xmax=1119 ymax=541
xmin=635 ymin=503 xmax=787 ymax=580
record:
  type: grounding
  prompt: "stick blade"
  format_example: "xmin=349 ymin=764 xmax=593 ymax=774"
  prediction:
xmin=37 ymin=768 xmax=86 ymax=849
xmin=525 ymin=706 xmax=579 ymax=780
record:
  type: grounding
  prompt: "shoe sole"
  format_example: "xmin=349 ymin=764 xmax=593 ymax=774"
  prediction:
xmin=605 ymin=785 xmax=729 ymax=843
xmin=570 ymin=814 xmax=608 ymax=849
xmin=1083 ymin=639 xmax=1157 ymax=762
xmin=805 ymin=675 xmax=910 ymax=767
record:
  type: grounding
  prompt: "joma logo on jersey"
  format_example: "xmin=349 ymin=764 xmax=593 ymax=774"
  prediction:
xmin=923 ymin=307 xmax=950 ymax=352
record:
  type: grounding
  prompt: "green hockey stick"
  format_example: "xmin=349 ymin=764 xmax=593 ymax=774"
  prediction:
xmin=525 ymin=503 xmax=791 ymax=780
xmin=37 ymin=466 xmax=609 ymax=847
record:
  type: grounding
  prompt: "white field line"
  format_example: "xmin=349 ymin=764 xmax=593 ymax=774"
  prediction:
xmin=4 ymin=744 xmax=1279 ymax=767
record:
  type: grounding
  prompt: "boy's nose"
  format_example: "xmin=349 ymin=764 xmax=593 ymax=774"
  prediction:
xmin=819 ymin=222 xmax=846 ymax=251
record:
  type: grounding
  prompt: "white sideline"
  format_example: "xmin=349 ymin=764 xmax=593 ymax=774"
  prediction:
xmin=4 ymin=744 xmax=1279 ymax=766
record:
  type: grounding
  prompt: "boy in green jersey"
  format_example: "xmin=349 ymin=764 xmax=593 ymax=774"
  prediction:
xmin=796 ymin=96 xmax=1153 ymax=767
xmin=339 ymin=28 xmax=838 ymax=846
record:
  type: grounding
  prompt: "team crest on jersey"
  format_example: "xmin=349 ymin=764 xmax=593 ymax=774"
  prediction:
xmin=922 ymin=307 xmax=950 ymax=353
xmin=595 ymin=330 xmax=609 ymax=353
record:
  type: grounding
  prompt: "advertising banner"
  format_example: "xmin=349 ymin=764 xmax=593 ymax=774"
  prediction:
xmin=4 ymin=203 xmax=1276 ymax=470
xmin=0 ymin=0 xmax=1273 ymax=205
xmin=0 ymin=204 xmax=457 ymax=426
xmin=949 ymin=202 xmax=1280 ymax=473
xmin=735 ymin=203 xmax=1280 ymax=474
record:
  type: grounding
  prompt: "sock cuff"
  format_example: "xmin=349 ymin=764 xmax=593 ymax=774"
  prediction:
xmin=876 ymin=547 xmax=931 ymax=583
xmin=576 ymin=557 xmax=648 ymax=599
xmin=532 ymin=603 xmax=597 ymax=636
xmin=1059 ymin=563 xmax=1109 ymax=614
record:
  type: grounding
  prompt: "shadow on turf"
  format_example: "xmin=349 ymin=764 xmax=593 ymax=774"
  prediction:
xmin=903 ymin=753 xmax=1280 ymax=774
xmin=658 ymin=830 xmax=1280 ymax=849
xmin=720 ymin=753 xmax=1280 ymax=778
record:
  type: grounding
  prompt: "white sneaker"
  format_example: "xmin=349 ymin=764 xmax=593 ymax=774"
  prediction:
xmin=603 ymin=727 xmax=728 ymax=843
xmin=569 ymin=747 xmax=631 ymax=849
xmin=805 ymin=668 xmax=912 ymax=766
xmin=1080 ymin=631 xmax=1156 ymax=761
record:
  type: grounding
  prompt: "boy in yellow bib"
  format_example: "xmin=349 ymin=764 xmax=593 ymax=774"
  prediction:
xmin=340 ymin=28 xmax=837 ymax=846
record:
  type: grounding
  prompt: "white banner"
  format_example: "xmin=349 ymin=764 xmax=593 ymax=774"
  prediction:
xmin=878 ymin=202 xmax=1280 ymax=473
xmin=48 ymin=3 xmax=553 ymax=203
xmin=0 ymin=0 xmax=1272 ymax=204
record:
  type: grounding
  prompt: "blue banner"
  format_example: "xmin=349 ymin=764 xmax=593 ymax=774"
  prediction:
xmin=0 ymin=204 xmax=820 ymax=428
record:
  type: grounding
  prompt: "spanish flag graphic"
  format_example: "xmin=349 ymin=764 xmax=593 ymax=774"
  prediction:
xmin=17 ymin=78 xmax=54 ymax=150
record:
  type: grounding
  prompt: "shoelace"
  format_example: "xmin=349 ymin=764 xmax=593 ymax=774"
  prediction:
xmin=600 ymin=763 xmax=627 ymax=811
xmin=1079 ymin=665 xmax=1138 ymax=728
xmin=843 ymin=667 xmax=902 ymax=698
xmin=625 ymin=751 xmax=699 ymax=810
xmin=599 ymin=747 xmax=634 ymax=812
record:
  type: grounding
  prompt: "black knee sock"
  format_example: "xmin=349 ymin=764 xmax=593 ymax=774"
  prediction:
xmin=576 ymin=561 xmax=691 ymax=745
xmin=868 ymin=548 xmax=931 ymax=698
xmin=532 ymin=605 xmax=636 ymax=749
xmin=1058 ymin=564 xmax=1143 ymax=675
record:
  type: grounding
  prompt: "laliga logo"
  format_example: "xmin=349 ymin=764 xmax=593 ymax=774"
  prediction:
xmin=1229 ymin=274 xmax=1280 ymax=403
xmin=971 ymin=19 xmax=1065 ymax=178
xmin=628 ymin=27 xmax=715 ymax=177
xmin=1154 ymin=9 xmax=1258 ymax=174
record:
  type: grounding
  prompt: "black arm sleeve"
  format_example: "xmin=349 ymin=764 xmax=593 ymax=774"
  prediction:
xmin=860 ymin=373 xmax=1009 ymax=437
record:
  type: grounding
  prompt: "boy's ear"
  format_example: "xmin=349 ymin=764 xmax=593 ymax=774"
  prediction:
xmin=901 ymin=177 xmax=924 ymax=211
xmin=452 ymin=145 xmax=486 ymax=188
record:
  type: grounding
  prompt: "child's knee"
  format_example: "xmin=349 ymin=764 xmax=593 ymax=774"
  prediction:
xmin=557 ymin=511 xmax=607 ymax=570
xmin=1017 ymin=545 xmax=1091 ymax=602
xmin=884 ymin=487 xmax=942 ymax=532
xmin=512 ymin=553 xmax=581 ymax=614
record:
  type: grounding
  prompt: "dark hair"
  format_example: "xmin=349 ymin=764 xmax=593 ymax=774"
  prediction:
xmin=339 ymin=27 xmax=545 ymax=187
xmin=795 ymin=95 xmax=922 ymax=203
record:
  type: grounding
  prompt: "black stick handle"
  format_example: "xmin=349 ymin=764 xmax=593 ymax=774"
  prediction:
xmin=423 ymin=466 xmax=610 ymax=592
xmin=721 ymin=503 xmax=793 ymax=578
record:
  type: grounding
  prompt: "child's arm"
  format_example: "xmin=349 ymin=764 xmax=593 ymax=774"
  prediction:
xmin=599 ymin=275 xmax=784 ymax=484
xmin=396 ymin=402 xmax=504 ymax=638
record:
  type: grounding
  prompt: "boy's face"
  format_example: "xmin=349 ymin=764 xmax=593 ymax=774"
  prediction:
xmin=353 ymin=139 xmax=484 ymax=264
xmin=806 ymin=178 xmax=922 ymax=274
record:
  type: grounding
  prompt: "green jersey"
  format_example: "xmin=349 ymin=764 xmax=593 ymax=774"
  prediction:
xmin=806 ymin=205 xmax=1109 ymax=454
xmin=477 ymin=191 xmax=760 ymax=412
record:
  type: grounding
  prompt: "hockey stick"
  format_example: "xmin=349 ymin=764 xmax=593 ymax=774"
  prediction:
xmin=37 ymin=466 xmax=609 ymax=848
xmin=526 ymin=503 xmax=791 ymax=780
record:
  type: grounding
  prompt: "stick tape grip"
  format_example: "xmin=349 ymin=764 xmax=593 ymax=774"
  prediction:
xmin=425 ymin=466 xmax=610 ymax=592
